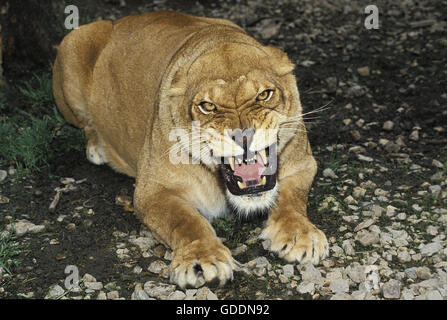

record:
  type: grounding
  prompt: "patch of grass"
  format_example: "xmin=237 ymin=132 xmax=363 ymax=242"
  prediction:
xmin=1 ymin=87 xmax=86 ymax=177
xmin=213 ymin=216 xmax=238 ymax=236
xmin=0 ymin=117 xmax=55 ymax=177
xmin=421 ymin=193 xmax=441 ymax=212
xmin=0 ymin=229 xmax=22 ymax=275
xmin=324 ymin=152 xmax=347 ymax=171
xmin=18 ymin=73 xmax=54 ymax=111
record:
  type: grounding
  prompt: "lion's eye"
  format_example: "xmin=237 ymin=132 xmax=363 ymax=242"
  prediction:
xmin=256 ymin=89 xmax=274 ymax=101
xmin=198 ymin=102 xmax=216 ymax=114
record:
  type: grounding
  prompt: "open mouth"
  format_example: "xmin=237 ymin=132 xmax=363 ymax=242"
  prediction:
xmin=219 ymin=143 xmax=277 ymax=196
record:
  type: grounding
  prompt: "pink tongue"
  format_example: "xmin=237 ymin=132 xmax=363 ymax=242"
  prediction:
xmin=233 ymin=162 xmax=267 ymax=182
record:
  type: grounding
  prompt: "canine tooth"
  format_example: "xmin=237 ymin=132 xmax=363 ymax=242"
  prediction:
xmin=229 ymin=157 xmax=235 ymax=171
xmin=260 ymin=176 xmax=266 ymax=185
xmin=236 ymin=157 xmax=243 ymax=165
xmin=258 ymin=149 xmax=267 ymax=165
xmin=237 ymin=181 xmax=246 ymax=189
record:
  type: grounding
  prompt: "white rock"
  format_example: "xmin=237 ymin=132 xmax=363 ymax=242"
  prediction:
xmin=131 ymin=284 xmax=152 ymax=300
xmin=331 ymin=245 xmax=344 ymax=257
xmin=300 ymin=263 xmax=324 ymax=285
xmin=168 ymin=290 xmax=186 ymax=300
xmin=354 ymin=219 xmax=375 ymax=232
xmin=430 ymin=172 xmax=444 ymax=182
xmin=429 ymin=185 xmax=442 ymax=196
xmin=405 ymin=267 xmax=418 ymax=280
xmin=412 ymin=204 xmax=423 ymax=212
xmin=330 ymin=279 xmax=349 ymax=294
xmin=425 ymin=290 xmax=443 ymax=300
xmin=382 ymin=121 xmax=394 ymax=131
xmin=148 ymin=260 xmax=167 ymax=274
xmin=401 ymin=288 xmax=414 ymax=300
xmin=9 ymin=220 xmax=45 ymax=237
xmin=409 ymin=130 xmax=419 ymax=141
xmin=382 ymin=279 xmax=401 ymax=299
xmin=185 ymin=289 xmax=198 ymax=300
xmin=325 ymin=269 xmax=343 ymax=284
xmin=82 ymin=273 xmax=96 ymax=283
xmin=144 ymin=281 xmax=176 ymax=299
xmin=261 ymin=239 xmax=271 ymax=250
xmin=116 ymin=248 xmax=130 ymax=260
xmin=416 ymin=267 xmax=431 ymax=280
xmin=330 ymin=293 xmax=353 ymax=300
xmin=129 ymin=236 xmax=157 ymax=251
xmin=231 ymin=244 xmax=247 ymax=256
xmin=421 ymin=242 xmax=443 ymax=257
xmin=364 ymin=266 xmax=380 ymax=290
xmin=45 ymin=285 xmax=65 ymax=299
xmin=351 ymin=290 xmax=366 ymax=300
xmin=107 ymin=291 xmax=119 ymax=300
xmin=84 ymin=282 xmax=103 ymax=291
xmin=0 ymin=170 xmax=7 ymax=183
xmin=357 ymin=66 xmax=370 ymax=77
xmin=195 ymin=287 xmax=218 ymax=300
xmin=347 ymin=264 xmax=366 ymax=283
xmin=297 ymin=282 xmax=315 ymax=295
xmin=342 ymin=240 xmax=355 ymax=256
xmin=164 ymin=250 xmax=173 ymax=261
xmin=133 ymin=265 xmax=143 ymax=274
xmin=96 ymin=291 xmax=107 ymax=300
xmin=432 ymin=159 xmax=444 ymax=168
xmin=323 ymin=168 xmax=338 ymax=179
xmin=250 ymin=256 xmax=270 ymax=269
xmin=386 ymin=205 xmax=397 ymax=216
xmin=356 ymin=230 xmax=380 ymax=246
xmin=427 ymin=226 xmax=439 ymax=236
xmin=344 ymin=195 xmax=357 ymax=205
xmin=396 ymin=212 xmax=407 ymax=220
xmin=282 ymin=264 xmax=294 ymax=278
xmin=357 ymin=154 xmax=373 ymax=162
xmin=352 ymin=187 xmax=366 ymax=199
xmin=397 ymin=250 xmax=411 ymax=262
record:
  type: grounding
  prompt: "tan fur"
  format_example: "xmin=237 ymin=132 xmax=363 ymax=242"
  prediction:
xmin=53 ymin=11 xmax=328 ymax=288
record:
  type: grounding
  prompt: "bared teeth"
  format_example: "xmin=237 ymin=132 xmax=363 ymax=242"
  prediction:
xmin=260 ymin=176 xmax=266 ymax=185
xmin=237 ymin=181 xmax=247 ymax=189
xmin=228 ymin=157 xmax=235 ymax=171
xmin=258 ymin=149 xmax=267 ymax=165
xmin=236 ymin=157 xmax=243 ymax=165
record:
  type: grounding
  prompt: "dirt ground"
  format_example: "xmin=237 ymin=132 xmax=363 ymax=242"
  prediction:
xmin=0 ymin=0 xmax=446 ymax=300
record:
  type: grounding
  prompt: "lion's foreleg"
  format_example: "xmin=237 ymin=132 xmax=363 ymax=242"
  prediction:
xmin=260 ymin=155 xmax=329 ymax=264
xmin=134 ymin=188 xmax=234 ymax=288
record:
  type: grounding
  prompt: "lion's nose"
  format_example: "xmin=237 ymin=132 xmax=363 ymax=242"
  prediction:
xmin=232 ymin=128 xmax=255 ymax=150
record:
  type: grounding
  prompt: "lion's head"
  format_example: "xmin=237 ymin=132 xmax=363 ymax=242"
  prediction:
xmin=163 ymin=40 xmax=303 ymax=215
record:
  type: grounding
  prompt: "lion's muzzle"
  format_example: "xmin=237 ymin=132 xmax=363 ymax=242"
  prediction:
xmin=219 ymin=142 xmax=277 ymax=196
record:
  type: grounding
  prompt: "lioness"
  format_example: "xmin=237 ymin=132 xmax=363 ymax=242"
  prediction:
xmin=53 ymin=11 xmax=329 ymax=288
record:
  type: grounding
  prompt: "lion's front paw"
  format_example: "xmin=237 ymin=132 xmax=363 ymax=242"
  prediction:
xmin=260 ymin=216 xmax=329 ymax=265
xmin=170 ymin=239 xmax=235 ymax=289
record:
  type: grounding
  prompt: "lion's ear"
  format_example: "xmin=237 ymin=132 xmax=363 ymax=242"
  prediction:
xmin=166 ymin=68 xmax=187 ymax=97
xmin=264 ymin=46 xmax=295 ymax=76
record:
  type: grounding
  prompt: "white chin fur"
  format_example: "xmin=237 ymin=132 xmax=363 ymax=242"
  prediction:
xmin=226 ymin=183 xmax=278 ymax=218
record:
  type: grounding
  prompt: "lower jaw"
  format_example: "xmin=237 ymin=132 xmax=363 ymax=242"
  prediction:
xmin=218 ymin=144 xmax=278 ymax=196
xmin=224 ymin=174 xmax=277 ymax=196
xmin=226 ymin=183 xmax=279 ymax=217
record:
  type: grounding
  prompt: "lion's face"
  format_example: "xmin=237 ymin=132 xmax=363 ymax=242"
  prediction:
xmin=181 ymin=43 xmax=301 ymax=204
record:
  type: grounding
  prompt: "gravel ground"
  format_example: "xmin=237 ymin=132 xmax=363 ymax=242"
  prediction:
xmin=0 ymin=0 xmax=446 ymax=300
